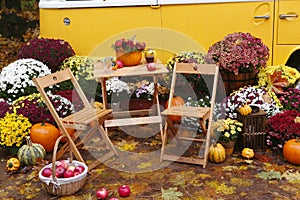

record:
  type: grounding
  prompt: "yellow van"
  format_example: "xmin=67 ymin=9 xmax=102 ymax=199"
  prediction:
xmin=39 ymin=0 xmax=300 ymax=69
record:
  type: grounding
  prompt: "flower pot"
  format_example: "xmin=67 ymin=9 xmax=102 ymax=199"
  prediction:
xmin=220 ymin=71 xmax=258 ymax=95
xmin=116 ymin=51 xmax=142 ymax=67
xmin=220 ymin=140 xmax=236 ymax=155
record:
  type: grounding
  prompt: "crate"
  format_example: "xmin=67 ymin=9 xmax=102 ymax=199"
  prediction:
xmin=236 ymin=109 xmax=267 ymax=150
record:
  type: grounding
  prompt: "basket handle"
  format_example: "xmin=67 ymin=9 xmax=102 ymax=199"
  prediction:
xmin=51 ymin=135 xmax=73 ymax=181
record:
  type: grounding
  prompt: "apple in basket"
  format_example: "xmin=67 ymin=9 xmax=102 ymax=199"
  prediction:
xmin=56 ymin=160 xmax=68 ymax=170
xmin=64 ymin=169 xmax=75 ymax=178
xmin=41 ymin=167 xmax=52 ymax=177
xmin=74 ymin=165 xmax=85 ymax=175
xmin=55 ymin=166 xmax=66 ymax=178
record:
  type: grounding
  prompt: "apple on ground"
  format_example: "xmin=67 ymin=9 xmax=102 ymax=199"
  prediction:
xmin=55 ymin=166 xmax=66 ymax=178
xmin=41 ymin=167 xmax=52 ymax=177
xmin=109 ymin=198 xmax=119 ymax=200
xmin=118 ymin=185 xmax=130 ymax=197
xmin=96 ymin=187 xmax=108 ymax=199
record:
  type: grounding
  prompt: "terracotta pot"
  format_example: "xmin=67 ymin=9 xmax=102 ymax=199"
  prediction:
xmin=116 ymin=51 xmax=142 ymax=66
xmin=220 ymin=140 xmax=236 ymax=155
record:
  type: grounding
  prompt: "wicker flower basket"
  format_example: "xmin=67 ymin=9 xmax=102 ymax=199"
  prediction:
xmin=38 ymin=136 xmax=88 ymax=196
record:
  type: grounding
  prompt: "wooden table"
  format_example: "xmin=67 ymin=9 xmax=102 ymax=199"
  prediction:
xmin=94 ymin=61 xmax=168 ymax=131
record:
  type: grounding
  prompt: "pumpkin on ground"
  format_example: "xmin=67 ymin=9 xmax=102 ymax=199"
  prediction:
xmin=17 ymin=137 xmax=46 ymax=166
xmin=209 ymin=143 xmax=226 ymax=163
xmin=283 ymin=139 xmax=300 ymax=165
xmin=30 ymin=122 xmax=60 ymax=152
xmin=6 ymin=157 xmax=21 ymax=171
xmin=165 ymin=96 xmax=185 ymax=122
xmin=241 ymin=148 xmax=255 ymax=159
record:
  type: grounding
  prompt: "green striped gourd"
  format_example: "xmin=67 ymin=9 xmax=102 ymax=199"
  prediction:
xmin=17 ymin=136 xmax=46 ymax=166
xmin=209 ymin=143 xmax=226 ymax=163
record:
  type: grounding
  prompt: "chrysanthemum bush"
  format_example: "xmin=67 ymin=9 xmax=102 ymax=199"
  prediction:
xmin=12 ymin=93 xmax=74 ymax=125
xmin=0 ymin=98 xmax=10 ymax=118
xmin=211 ymin=118 xmax=243 ymax=143
xmin=165 ymin=51 xmax=208 ymax=98
xmin=220 ymin=86 xmax=282 ymax=119
xmin=257 ymin=64 xmax=300 ymax=94
xmin=266 ymin=110 xmax=300 ymax=149
xmin=18 ymin=37 xmax=75 ymax=72
xmin=0 ymin=112 xmax=32 ymax=148
xmin=0 ymin=58 xmax=51 ymax=102
xmin=59 ymin=55 xmax=112 ymax=101
xmin=278 ymin=88 xmax=300 ymax=112
xmin=206 ymin=32 xmax=269 ymax=75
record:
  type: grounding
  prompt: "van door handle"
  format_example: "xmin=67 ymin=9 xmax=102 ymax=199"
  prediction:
xmin=254 ymin=15 xmax=270 ymax=19
xmin=279 ymin=14 xmax=298 ymax=19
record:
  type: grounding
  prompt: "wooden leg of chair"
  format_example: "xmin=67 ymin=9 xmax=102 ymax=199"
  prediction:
xmin=160 ymin=120 xmax=169 ymax=162
xmin=98 ymin=125 xmax=118 ymax=156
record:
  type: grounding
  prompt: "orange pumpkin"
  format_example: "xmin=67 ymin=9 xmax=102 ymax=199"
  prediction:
xmin=165 ymin=96 xmax=185 ymax=122
xmin=30 ymin=123 xmax=60 ymax=152
xmin=59 ymin=128 xmax=76 ymax=143
xmin=283 ymin=139 xmax=300 ymax=165
xmin=116 ymin=51 xmax=142 ymax=66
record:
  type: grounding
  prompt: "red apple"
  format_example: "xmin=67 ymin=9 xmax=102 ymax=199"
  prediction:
xmin=56 ymin=160 xmax=68 ymax=170
xmin=146 ymin=62 xmax=156 ymax=71
xmin=109 ymin=198 xmax=119 ymax=200
xmin=116 ymin=60 xmax=124 ymax=68
xmin=55 ymin=166 xmax=65 ymax=178
xmin=63 ymin=169 xmax=75 ymax=178
xmin=74 ymin=165 xmax=85 ymax=174
xmin=96 ymin=187 xmax=108 ymax=199
xmin=41 ymin=167 xmax=52 ymax=177
xmin=118 ymin=185 xmax=130 ymax=197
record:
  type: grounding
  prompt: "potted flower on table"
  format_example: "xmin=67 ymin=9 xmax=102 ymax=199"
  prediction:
xmin=205 ymin=32 xmax=270 ymax=95
xmin=111 ymin=35 xmax=146 ymax=67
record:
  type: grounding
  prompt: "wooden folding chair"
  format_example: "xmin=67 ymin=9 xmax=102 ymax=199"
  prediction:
xmin=33 ymin=68 xmax=118 ymax=171
xmin=160 ymin=63 xmax=219 ymax=168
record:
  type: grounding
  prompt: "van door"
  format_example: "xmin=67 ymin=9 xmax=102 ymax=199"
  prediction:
xmin=160 ymin=1 xmax=274 ymax=63
xmin=277 ymin=0 xmax=300 ymax=44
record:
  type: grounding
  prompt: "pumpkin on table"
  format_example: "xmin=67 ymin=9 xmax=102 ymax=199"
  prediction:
xmin=17 ymin=137 xmax=46 ymax=166
xmin=165 ymin=96 xmax=185 ymax=122
xmin=283 ymin=139 xmax=300 ymax=165
xmin=30 ymin=122 xmax=60 ymax=152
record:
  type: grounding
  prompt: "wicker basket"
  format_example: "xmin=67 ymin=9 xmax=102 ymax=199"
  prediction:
xmin=38 ymin=136 xmax=88 ymax=196
xmin=236 ymin=108 xmax=267 ymax=150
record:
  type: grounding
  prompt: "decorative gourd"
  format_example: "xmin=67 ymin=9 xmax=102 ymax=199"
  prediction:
xmin=241 ymin=148 xmax=255 ymax=159
xmin=30 ymin=122 xmax=60 ymax=152
xmin=6 ymin=157 xmax=21 ymax=171
xmin=17 ymin=137 xmax=46 ymax=166
xmin=283 ymin=139 xmax=300 ymax=165
xmin=165 ymin=96 xmax=185 ymax=122
xmin=239 ymin=104 xmax=252 ymax=116
xmin=209 ymin=143 xmax=226 ymax=163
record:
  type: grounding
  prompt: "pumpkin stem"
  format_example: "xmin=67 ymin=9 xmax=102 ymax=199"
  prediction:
xmin=26 ymin=136 xmax=32 ymax=147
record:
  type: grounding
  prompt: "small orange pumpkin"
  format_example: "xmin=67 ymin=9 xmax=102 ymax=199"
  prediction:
xmin=165 ymin=96 xmax=185 ymax=122
xmin=241 ymin=148 xmax=255 ymax=159
xmin=116 ymin=51 xmax=142 ymax=66
xmin=283 ymin=139 xmax=300 ymax=165
xmin=59 ymin=128 xmax=76 ymax=143
xmin=30 ymin=122 xmax=60 ymax=152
